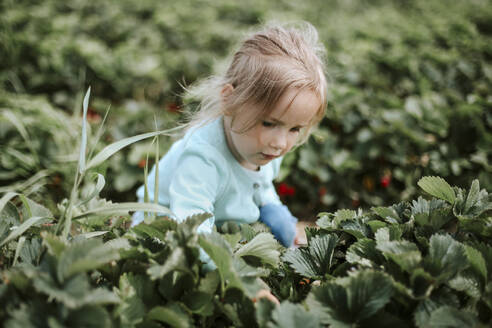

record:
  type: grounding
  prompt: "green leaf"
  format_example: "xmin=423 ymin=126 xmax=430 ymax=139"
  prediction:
xmin=470 ymin=242 xmax=492 ymax=280
xmin=411 ymin=197 xmax=453 ymax=230
xmin=131 ymin=218 xmax=176 ymax=241
xmin=0 ymin=192 xmax=19 ymax=213
xmin=428 ymin=306 xmax=478 ymax=328
xmin=2 ymin=110 xmax=37 ymax=158
xmin=453 ymin=179 xmax=492 ymax=219
xmin=199 ymin=270 xmax=220 ymax=294
xmin=334 ymin=209 xmax=357 ymax=224
xmin=239 ymin=223 xmax=257 ymax=242
xmin=223 ymin=232 xmax=242 ymax=249
xmin=283 ymin=234 xmax=338 ymax=279
xmin=12 ymin=236 xmax=26 ymax=266
xmin=464 ymin=245 xmax=487 ymax=284
xmin=414 ymin=299 xmax=440 ymax=328
xmin=217 ymin=287 xmax=257 ymax=327
xmin=42 ymin=232 xmax=67 ymax=257
xmin=339 ymin=219 xmax=372 ymax=239
xmin=235 ymin=232 xmax=280 ymax=267
xmin=147 ymin=304 xmax=191 ymax=328
xmin=78 ymin=86 xmax=90 ymax=174
xmin=465 ymin=179 xmax=480 ymax=213
xmin=268 ymin=301 xmax=320 ymax=328
xmin=154 ymin=135 xmax=159 ymax=207
xmin=182 ymin=291 xmax=213 ymax=313
xmin=20 ymin=197 xmax=53 ymax=219
xmin=57 ymin=238 xmax=130 ymax=281
xmin=0 ymin=216 xmax=49 ymax=247
xmin=256 ymin=298 xmax=276 ymax=328
xmin=199 ymin=233 xmax=243 ymax=291
xmin=417 ymin=176 xmax=456 ymax=204
xmin=367 ymin=220 xmax=387 ymax=233
xmin=376 ymin=240 xmax=422 ymax=272
xmin=410 ymin=268 xmax=434 ymax=298
xmin=77 ymin=173 xmax=105 ymax=207
xmin=115 ymin=273 xmax=148 ymax=326
xmin=308 ymin=270 xmax=393 ymax=325
xmin=75 ymin=231 xmax=108 ymax=239
xmin=72 ymin=202 xmax=173 ymax=220
xmin=372 ymin=206 xmax=401 ymax=224
xmin=424 ymin=234 xmax=467 ymax=283
xmin=33 ymin=273 xmax=119 ymax=309
xmin=86 ymin=128 xmax=179 ymax=170
xmin=147 ymin=247 xmax=192 ymax=280
xmin=18 ymin=237 xmax=42 ymax=265
xmin=316 ymin=212 xmax=335 ymax=229
xmin=346 ymin=238 xmax=384 ymax=268
xmin=448 ymin=271 xmax=481 ymax=299
xmin=67 ymin=305 xmax=112 ymax=328
xmin=484 ymin=284 xmax=492 ymax=310
xmin=4 ymin=303 xmax=42 ymax=328
xmin=374 ymin=227 xmax=401 ymax=243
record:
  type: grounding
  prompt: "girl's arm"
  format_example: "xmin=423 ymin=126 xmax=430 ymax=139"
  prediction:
xmin=167 ymin=145 xmax=227 ymax=232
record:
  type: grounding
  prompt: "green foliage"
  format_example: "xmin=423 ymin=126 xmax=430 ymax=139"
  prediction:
xmin=1 ymin=0 xmax=492 ymax=326
xmin=282 ymin=234 xmax=338 ymax=279
xmin=307 ymin=270 xmax=394 ymax=326
xmin=283 ymin=0 xmax=492 ymax=215
xmin=1 ymin=143 xmax=492 ymax=328
xmin=2 ymin=0 xmax=491 ymax=215
xmin=417 ymin=177 xmax=456 ymax=204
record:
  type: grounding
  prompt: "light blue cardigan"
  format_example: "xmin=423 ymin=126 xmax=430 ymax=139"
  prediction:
xmin=133 ymin=116 xmax=283 ymax=234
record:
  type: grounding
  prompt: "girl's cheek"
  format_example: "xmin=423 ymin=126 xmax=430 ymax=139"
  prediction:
xmin=257 ymin=127 xmax=272 ymax=144
xmin=287 ymin=135 xmax=297 ymax=149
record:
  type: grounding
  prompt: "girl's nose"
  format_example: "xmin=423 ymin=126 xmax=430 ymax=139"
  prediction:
xmin=269 ymin=131 xmax=288 ymax=151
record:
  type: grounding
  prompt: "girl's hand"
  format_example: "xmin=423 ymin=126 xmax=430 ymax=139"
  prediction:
xmin=253 ymin=289 xmax=280 ymax=305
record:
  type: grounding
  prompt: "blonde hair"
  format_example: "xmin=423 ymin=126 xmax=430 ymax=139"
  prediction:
xmin=182 ymin=21 xmax=328 ymax=144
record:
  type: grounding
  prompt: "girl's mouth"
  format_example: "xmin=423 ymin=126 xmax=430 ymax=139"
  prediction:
xmin=261 ymin=153 xmax=278 ymax=160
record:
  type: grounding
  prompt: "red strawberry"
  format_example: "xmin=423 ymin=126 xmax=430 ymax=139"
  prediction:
xmin=277 ymin=183 xmax=296 ymax=196
xmin=380 ymin=174 xmax=391 ymax=188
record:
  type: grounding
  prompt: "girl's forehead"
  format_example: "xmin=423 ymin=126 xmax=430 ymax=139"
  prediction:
xmin=267 ymin=88 xmax=321 ymax=125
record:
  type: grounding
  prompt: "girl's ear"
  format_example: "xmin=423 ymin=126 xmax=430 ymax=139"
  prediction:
xmin=220 ymin=83 xmax=235 ymax=115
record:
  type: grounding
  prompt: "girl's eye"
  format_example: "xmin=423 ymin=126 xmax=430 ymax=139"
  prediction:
xmin=262 ymin=121 xmax=275 ymax=128
xmin=290 ymin=127 xmax=301 ymax=133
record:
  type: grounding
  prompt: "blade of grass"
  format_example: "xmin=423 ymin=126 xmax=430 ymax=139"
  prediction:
xmin=2 ymin=110 xmax=38 ymax=160
xmin=13 ymin=236 xmax=26 ymax=266
xmin=62 ymin=172 xmax=80 ymax=239
xmin=0 ymin=169 xmax=51 ymax=193
xmin=143 ymin=151 xmax=150 ymax=220
xmin=72 ymin=202 xmax=173 ymax=220
xmin=86 ymin=127 xmax=180 ymax=170
xmin=154 ymin=134 xmax=159 ymax=206
xmin=58 ymin=87 xmax=91 ymax=238
xmin=18 ymin=194 xmax=32 ymax=220
xmin=76 ymin=173 xmax=105 ymax=207
xmin=77 ymin=231 xmax=108 ymax=239
xmin=0 ymin=192 xmax=19 ymax=213
xmin=79 ymin=86 xmax=91 ymax=174
xmin=0 ymin=216 xmax=49 ymax=247
xmin=87 ymin=104 xmax=111 ymax=162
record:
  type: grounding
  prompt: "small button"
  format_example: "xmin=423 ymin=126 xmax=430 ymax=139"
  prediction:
xmin=253 ymin=183 xmax=260 ymax=189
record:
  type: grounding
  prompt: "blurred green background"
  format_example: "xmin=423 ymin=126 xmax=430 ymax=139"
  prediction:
xmin=1 ymin=0 xmax=491 ymax=219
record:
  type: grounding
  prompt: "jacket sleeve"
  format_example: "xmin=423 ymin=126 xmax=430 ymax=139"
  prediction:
xmin=258 ymin=157 xmax=283 ymax=206
xmin=168 ymin=143 xmax=227 ymax=234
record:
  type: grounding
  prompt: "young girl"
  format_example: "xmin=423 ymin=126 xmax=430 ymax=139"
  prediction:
xmin=133 ymin=21 xmax=327 ymax=263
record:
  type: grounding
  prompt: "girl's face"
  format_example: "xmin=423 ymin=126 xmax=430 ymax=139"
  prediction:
xmin=223 ymin=86 xmax=321 ymax=171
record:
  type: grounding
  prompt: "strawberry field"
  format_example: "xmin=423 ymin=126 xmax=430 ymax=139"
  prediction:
xmin=1 ymin=0 xmax=492 ymax=327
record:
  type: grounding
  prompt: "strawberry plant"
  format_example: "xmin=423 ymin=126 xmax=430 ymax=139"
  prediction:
xmin=2 ymin=123 xmax=491 ymax=328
